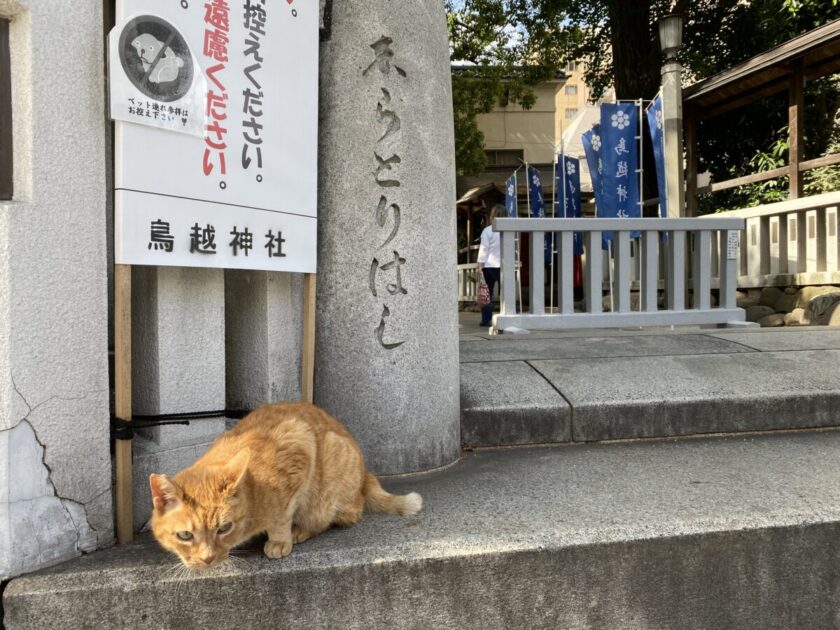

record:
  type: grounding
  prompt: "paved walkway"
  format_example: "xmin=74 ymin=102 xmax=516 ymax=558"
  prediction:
xmin=459 ymin=311 xmax=840 ymax=447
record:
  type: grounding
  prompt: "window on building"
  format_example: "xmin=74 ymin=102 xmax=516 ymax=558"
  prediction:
xmin=485 ymin=149 xmax=524 ymax=167
xmin=566 ymin=61 xmax=578 ymax=72
xmin=0 ymin=18 xmax=12 ymax=200
xmin=565 ymin=108 xmax=578 ymax=119
xmin=565 ymin=84 xmax=578 ymax=96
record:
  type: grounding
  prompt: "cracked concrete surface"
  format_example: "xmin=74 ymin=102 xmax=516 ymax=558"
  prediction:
xmin=1 ymin=419 xmax=97 ymax=579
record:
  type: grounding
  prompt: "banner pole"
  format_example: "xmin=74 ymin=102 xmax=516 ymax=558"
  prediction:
xmin=637 ymin=98 xmax=644 ymax=311
xmin=114 ymin=263 xmax=133 ymax=544
xmin=550 ymin=153 xmax=557 ymax=313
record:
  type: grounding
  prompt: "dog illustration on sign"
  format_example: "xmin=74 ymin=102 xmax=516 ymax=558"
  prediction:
xmin=131 ymin=33 xmax=184 ymax=84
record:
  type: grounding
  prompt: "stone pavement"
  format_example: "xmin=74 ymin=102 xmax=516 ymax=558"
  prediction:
xmin=459 ymin=311 xmax=840 ymax=447
xmin=7 ymin=431 xmax=840 ymax=628
xmin=6 ymin=317 xmax=840 ymax=628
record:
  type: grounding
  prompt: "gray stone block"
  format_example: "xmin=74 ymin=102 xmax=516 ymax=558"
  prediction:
xmin=9 ymin=433 xmax=840 ymax=629
xmin=533 ymin=350 xmax=840 ymax=441
xmin=709 ymin=328 xmax=840 ymax=351
xmin=225 ymin=270 xmax=304 ymax=408
xmin=460 ymin=362 xmax=570 ymax=447
xmin=132 ymin=266 xmax=226 ymax=417
xmin=459 ymin=333 xmax=754 ymax=364
xmin=314 ymin=0 xmax=459 ymax=474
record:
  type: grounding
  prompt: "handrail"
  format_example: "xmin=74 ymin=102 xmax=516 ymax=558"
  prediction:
xmin=713 ymin=190 xmax=840 ymax=219
xmin=712 ymin=191 xmax=840 ymax=288
xmin=493 ymin=217 xmax=744 ymax=231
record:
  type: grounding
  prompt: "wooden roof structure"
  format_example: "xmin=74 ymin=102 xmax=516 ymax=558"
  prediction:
xmin=684 ymin=18 xmax=840 ymax=119
xmin=683 ymin=19 xmax=840 ymax=214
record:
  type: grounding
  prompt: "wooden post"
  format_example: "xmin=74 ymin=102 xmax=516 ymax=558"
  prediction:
xmin=685 ymin=114 xmax=698 ymax=217
xmin=301 ymin=273 xmax=316 ymax=404
xmin=114 ymin=264 xmax=133 ymax=544
xmin=789 ymin=59 xmax=804 ymax=199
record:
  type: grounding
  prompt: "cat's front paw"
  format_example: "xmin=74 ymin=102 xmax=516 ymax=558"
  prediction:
xmin=264 ymin=539 xmax=293 ymax=559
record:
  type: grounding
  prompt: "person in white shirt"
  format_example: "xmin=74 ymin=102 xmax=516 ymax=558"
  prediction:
xmin=477 ymin=204 xmax=503 ymax=327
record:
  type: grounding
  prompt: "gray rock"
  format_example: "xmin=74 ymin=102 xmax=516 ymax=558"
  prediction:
xmin=773 ymin=291 xmax=799 ymax=313
xmin=796 ymin=285 xmax=840 ymax=309
xmin=314 ymin=0 xmax=460 ymax=474
xmin=784 ymin=308 xmax=808 ymax=326
xmin=737 ymin=297 xmax=759 ymax=309
xmin=746 ymin=305 xmax=775 ymax=322
xmin=828 ymin=304 xmax=840 ymax=327
xmin=759 ymin=286 xmax=784 ymax=307
xmin=806 ymin=292 xmax=840 ymax=325
xmin=758 ymin=313 xmax=785 ymax=327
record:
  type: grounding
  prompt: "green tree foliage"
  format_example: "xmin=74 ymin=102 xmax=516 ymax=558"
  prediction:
xmin=448 ymin=0 xmax=840 ymax=201
xmin=447 ymin=0 xmax=576 ymax=175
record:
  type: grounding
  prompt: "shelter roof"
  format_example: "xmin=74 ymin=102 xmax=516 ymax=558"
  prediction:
xmin=684 ymin=18 xmax=840 ymax=119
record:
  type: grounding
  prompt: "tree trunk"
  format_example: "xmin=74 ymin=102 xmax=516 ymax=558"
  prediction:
xmin=606 ymin=0 xmax=661 ymax=101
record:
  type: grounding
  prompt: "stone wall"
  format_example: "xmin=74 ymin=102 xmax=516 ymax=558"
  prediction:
xmin=0 ymin=0 xmax=113 ymax=579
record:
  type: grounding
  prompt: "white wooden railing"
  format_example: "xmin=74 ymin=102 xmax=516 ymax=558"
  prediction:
xmin=492 ymin=217 xmax=746 ymax=330
xmin=457 ymin=263 xmax=479 ymax=302
xmin=714 ymin=191 xmax=840 ymax=288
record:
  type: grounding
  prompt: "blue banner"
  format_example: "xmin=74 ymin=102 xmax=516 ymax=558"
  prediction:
xmin=581 ymin=124 xmax=604 ymax=212
xmin=528 ymin=165 xmax=551 ymax=262
xmin=646 ymin=95 xmax=667 ymax=218
xmin=505 ymin=174 xmax=518 ymax=218
xmin=600 ymin=103 xmax=641 ymax=240
xmin=557 ymin=156 xmax=584 ymax=255
xmin=528 ymin=165 xmax=545 ymax=218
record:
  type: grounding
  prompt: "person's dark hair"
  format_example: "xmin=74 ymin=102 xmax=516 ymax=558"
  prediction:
xmin=487 ymin=204 xmax=505 ymax=227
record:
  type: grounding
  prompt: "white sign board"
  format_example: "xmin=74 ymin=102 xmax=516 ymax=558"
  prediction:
xmin=112 ymin=0 xmax=318 ymax=273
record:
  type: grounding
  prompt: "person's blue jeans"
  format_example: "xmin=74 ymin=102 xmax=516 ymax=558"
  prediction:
xmin=481 ymin=267 xmax=500 ymax=325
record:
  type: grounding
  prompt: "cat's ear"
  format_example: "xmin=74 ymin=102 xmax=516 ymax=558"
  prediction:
xmin=221 ymin=449 xmax=250 ymax=495
xmin=150 ymin=474 xmax=182 ymax=514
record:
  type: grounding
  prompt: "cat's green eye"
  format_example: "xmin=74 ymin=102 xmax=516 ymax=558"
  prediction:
xmin=176 ymin=531 xmax=193 ymax=541
xmin=217 ymin=522 xmax=233 ymax=534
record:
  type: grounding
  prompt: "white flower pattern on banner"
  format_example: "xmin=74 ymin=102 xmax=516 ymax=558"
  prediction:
xmin=655 ymin=108 xmax=663 ymax=130
xmin=532 ymin=173 xmax=541 ymax=187
xmin=565 ymin=160 xmax=576 ymax=176
xmin=611 ymin=110 xmax=630 ymax=130
xmin=592 ymin=134 xmax=602 ymax=151
xmin=508 ymin=183 xmax=515 ymax=197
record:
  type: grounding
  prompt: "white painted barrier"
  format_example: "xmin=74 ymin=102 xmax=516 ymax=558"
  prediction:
xmin=492 ymin=217 xmax=746 ymax=331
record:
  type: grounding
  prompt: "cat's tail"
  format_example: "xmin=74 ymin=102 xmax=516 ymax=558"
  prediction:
xmin=363 ymin=472 xmax=423 ymax=516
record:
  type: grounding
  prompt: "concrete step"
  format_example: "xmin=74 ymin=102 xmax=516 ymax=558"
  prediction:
xmin=7 ymin=430 xmax=840 ymax=629
xmin=460 ymin=327 xmax=840 ymax=447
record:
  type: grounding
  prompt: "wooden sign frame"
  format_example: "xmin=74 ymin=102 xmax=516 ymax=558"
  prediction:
xmin=113 ymin=265 xmax=317 ymax=544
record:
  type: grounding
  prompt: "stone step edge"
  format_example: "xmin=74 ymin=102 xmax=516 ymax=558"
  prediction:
xmin=6 ymin=519 xmax=840 ymax=629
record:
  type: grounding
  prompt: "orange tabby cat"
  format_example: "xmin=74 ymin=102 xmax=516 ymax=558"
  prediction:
xmin=149 ymin=402 xmax=422 ymax=568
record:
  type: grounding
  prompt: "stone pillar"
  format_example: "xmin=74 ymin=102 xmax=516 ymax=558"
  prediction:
xmin=315 ymin=0 xmax=460 ymax=474
xmin=130 ymin=267 xmax=227 ymax=531
xmin=661 ymin=57 xmax=685 ymax=218
xmin=225 ymin=270 xmax=304 ymax=411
